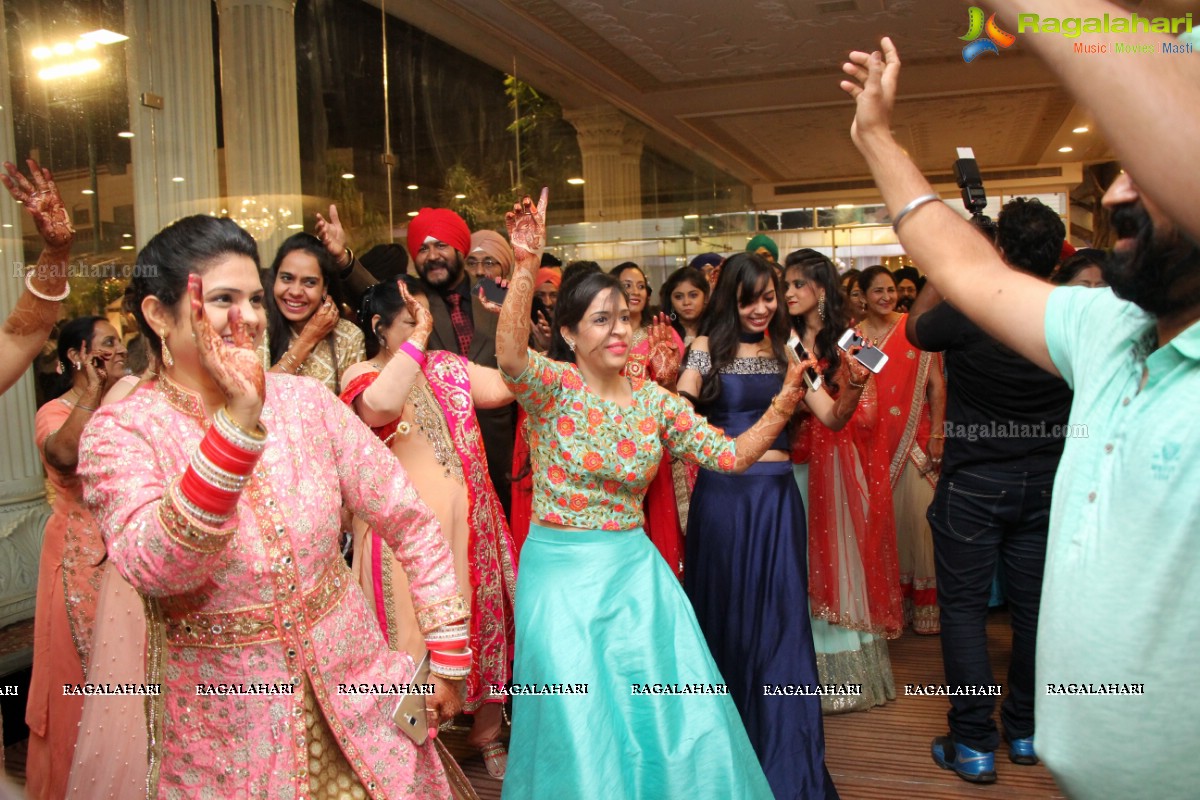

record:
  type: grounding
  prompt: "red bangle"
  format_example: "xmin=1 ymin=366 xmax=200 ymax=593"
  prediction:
xmin=426 ymin=635 xmax=468 ymax=652
xmin=199 ymin=430 xmax=258 ymax=474
xmin=429 ymin=649 xmax=472 ymax=669
xmin=180 ymin=467 xmax=240 ymax=517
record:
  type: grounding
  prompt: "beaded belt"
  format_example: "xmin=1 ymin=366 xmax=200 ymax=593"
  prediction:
xmin=162 ymin=558 xmax=350 ymax=649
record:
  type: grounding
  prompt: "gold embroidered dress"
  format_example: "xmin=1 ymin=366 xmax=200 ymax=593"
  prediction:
xmin=77 ymin=374 xmax=466 ymax=800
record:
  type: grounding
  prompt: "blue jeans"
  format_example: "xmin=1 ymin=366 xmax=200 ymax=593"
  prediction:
xmin=926 ymin=467 xmax=1054 ymax=752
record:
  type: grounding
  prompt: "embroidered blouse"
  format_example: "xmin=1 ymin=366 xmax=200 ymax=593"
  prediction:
xmin=258 ymin=318 xmax=365 ymax=393
xmin=501 ymin=349 xmax=739 ymax=530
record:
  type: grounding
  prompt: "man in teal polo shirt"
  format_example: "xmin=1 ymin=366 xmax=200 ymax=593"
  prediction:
xmin=841 ymin=38 xmax=1199 ymax=799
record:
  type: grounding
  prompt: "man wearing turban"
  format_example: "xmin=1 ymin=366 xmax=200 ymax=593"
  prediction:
xmin=407 ymin=208 xmax=516 ymax=514
xmin=467 ymin=230 xmax=515 ymax=281
xmin=746 ymin=234 xmax=779 ymax=264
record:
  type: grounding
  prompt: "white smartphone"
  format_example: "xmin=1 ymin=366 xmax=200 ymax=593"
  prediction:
xmin=836 ymin=329 xmax=889 ymax=374
xmin=393 ymin=652 xmax=432 ymax=745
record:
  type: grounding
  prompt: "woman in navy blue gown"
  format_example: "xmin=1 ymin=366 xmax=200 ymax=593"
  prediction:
xmin=677 ymin=252 xmax=842 ymax=800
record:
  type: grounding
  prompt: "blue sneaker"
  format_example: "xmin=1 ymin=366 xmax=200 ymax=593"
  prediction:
xmin=931 ymin=735 xmax=997 ymax=784
xmin=1008 ymin=735 xmax=1039 ymax=766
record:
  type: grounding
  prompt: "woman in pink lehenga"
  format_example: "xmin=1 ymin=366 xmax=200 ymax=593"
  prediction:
xmin=854 ymin=266 xmax=946 ymax=634
xmin=74 ymin=214 xmax=469 ymax=799
xmin=341 ymin=278 xmax=517 ymax=779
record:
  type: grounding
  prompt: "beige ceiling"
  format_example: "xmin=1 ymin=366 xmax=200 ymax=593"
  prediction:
xmin=375 ymin=0 xmax=1115 ymax=201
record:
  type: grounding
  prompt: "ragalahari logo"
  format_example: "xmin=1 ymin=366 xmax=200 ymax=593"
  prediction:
xmin=960 ymin=7 xmax=1016 ymax=62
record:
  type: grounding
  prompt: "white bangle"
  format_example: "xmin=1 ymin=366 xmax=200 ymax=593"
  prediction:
xmin=891 ymin=194 xmax=941 ymax=233
xmin=25 ymin=269 xmax=70 ymax=302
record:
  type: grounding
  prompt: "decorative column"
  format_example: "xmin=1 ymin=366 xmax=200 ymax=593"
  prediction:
xmin=0 ymin=0 xmax=51 ymax=630
xmin=125 ymin=0 xmax=222 ymax=245
xmin=564 ymin=106 xmax=646 ymax=221
xmin=215 ymin=0 xmax=303 ymax=259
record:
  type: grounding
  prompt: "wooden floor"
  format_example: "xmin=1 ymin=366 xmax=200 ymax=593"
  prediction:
xmin=5 ymin=611 xmax=1062 ymax=799
xmin=438 ymin=609 xmax=1063 ymax=800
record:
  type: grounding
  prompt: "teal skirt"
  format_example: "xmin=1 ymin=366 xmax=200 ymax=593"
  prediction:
xmin=502 ymin=524 xmax=773 ymax=799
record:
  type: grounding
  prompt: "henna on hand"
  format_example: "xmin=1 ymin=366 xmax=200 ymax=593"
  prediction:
xmin=189 ymin=275 xmax=265 ymax=418
xmin=497 ymin=190 xmax=549 ymax=374
xmin=299 ymin=296 xmax=339 ymax=345
xmin=646 ymin=313 xmax=680 ymax=386
xmin=314 ymin=204 xmax=349 ymax=266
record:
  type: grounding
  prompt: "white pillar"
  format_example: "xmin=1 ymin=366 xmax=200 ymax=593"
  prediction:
xmin=564 ymin=107 xmax=645 ymax=222
xmin=125 ymin=0 xmax=222 ymax=244
xmin=215 ymin=0 xmax=303 ymax=260
xmin=0 ymin=0 xmax=51 ymax=629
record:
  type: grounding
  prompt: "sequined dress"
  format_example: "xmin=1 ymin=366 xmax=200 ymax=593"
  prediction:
xmin=77 ymin=374 xmax=466 ymax=799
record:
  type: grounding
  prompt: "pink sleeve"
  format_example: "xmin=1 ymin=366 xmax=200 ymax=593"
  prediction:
xmin=321 ymin=388 xmax=466 ymax=632
xmin=78 ymin=405 xmax=238 ymax=597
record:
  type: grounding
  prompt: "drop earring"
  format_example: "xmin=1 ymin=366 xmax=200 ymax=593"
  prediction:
xmin=817 ymin=293 xmax=826 ymax=322
xmin=160 ymin=332 xmax=175 ymax=367
xmin=566 ymin=339 xmax=576 ymax=352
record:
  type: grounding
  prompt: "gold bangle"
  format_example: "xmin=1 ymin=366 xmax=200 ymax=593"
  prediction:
xmin=929 ymin=433 xmax=945 ymax=439
xmin=848 ymin=377 xmax=868 ymax=390
xmin=770 ymin=395 xmax=793 ymax=416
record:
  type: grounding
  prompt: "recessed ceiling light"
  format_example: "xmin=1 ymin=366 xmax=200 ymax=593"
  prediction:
xmin=1072 ymin=126 xmax=1089 ymax=134
xmin=1 ymin=223 xmax=11 ymax=228
xmin=172 ymin=176 xmax=185 ymax=182
xmin=407 ymin=211 xmax=419 ymax=217
xmin=683 ymin=214 xmax=699 ymax=219
xmin=120 ymin=245 xmax=134 ymax=250
xmin=454 ymin=193 xmax=466 ymax=199
xmin=80 ymin=29 xmax=129 ymax=45
xmin=81 ymin=189 xmax=95 ymax=195
xmin=567 ymin=178 xmax=585 ymax=185
xmin=341 ymin=173 xmax=354 ymax=180
xmin=1057 ymin=146 xmax=1073 ymax=153
xmin=117 ymin=131 xmax=134 ymax=138
xmin=286 ymin=224 xmax=303 ymax=229
xmin=406 ymin=184 xmax=418 ymax=191
xmin=122 ymin=233 xmax=132 ymax=238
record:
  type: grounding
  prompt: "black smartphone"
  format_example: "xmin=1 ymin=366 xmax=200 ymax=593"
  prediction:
xmin=479 ymin=277 xmax=508 ymax=305
xmin=836 ymin=329 xmax=889 ymax=373
xmin=792 ymin=341 xmax=823 ymax=392
xmin=531 ymin=296 xmax=550 ymax=327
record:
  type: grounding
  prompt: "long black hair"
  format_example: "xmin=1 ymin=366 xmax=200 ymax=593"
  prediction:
xmin=128 ymin=215 xmax=261 ymax=362
xmin=548 ymin=271 xmax=626 ymax=363
xmin=357 ymin=277 xmax=426 ymax=359
xmin=696 ymin=252 xmax=790 ymax=407
xmin=784 ymin=249 xmax=847 ymax=393
xmin=263 ymin=232 xmax=348 ymax=365
xmin=660 ymin=266 xmax=710 ymax=339
xmin=53 ymin=316 xmax=105 ymax=397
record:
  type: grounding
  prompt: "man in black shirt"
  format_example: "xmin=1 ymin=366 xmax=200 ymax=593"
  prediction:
xmin=907 ymin=198 xmax=1073 ymax=784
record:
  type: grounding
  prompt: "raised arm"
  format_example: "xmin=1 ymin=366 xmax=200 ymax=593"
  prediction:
xmin=43 ymin=341 xmax=108 ymax=472
xmin=841 ymin=38 xmax=1057 ymax=375
xmin=664 ymin=355 xmax=811 ymax=473
xmin=467 ymin=362 xmax=516 ymax=410
xmin=982 ymin=0 xmax=1200 ymax=244
xmin=495 ymin=189 xmax=548 ymax=378
xmin=0 ymin=159 xmax=73 ymax=395
xmin=80 ymin=283 xmax=266 ymax=596
xmin=354 ymin=282 xmax=430 ymax=427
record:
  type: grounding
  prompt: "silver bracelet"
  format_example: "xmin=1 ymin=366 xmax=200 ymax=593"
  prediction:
xmin=891 ymin=194 xmax=942 ymax=233
xmin=25 ymin=269 xmax=70 ymax=302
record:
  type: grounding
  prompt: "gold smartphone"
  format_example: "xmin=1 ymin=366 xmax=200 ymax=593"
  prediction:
xmin=393 ymin=652 xmax=432 ymax=745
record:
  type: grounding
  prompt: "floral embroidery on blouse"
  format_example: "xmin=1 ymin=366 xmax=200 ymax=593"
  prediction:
xmin=501 ymin=349 xmax=738 ymax=530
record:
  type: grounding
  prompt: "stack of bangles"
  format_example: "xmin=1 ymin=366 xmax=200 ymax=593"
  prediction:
xmin=176 ymin=407 xmax=267 ymax=526
xmin=425 ymin=621 xmax=471 ymax=681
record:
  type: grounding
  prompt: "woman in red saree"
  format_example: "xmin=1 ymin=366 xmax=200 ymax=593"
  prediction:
xmin=785 ymin=250 xmax=902 ymax=713
xmin=854 ymin=266 xmax=946 ymax=634
xmin=341 ymin=277 xmax=518 ymax=778
xmin=612 ymin=263 xmax=685 ymax=575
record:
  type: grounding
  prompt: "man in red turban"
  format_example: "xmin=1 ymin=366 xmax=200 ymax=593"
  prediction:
xmin=406 ymin=207 xmax=515 ymax=516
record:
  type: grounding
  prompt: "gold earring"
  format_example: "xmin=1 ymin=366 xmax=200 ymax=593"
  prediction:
xmin=160 ymin=332 xmax=175 ymax=367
